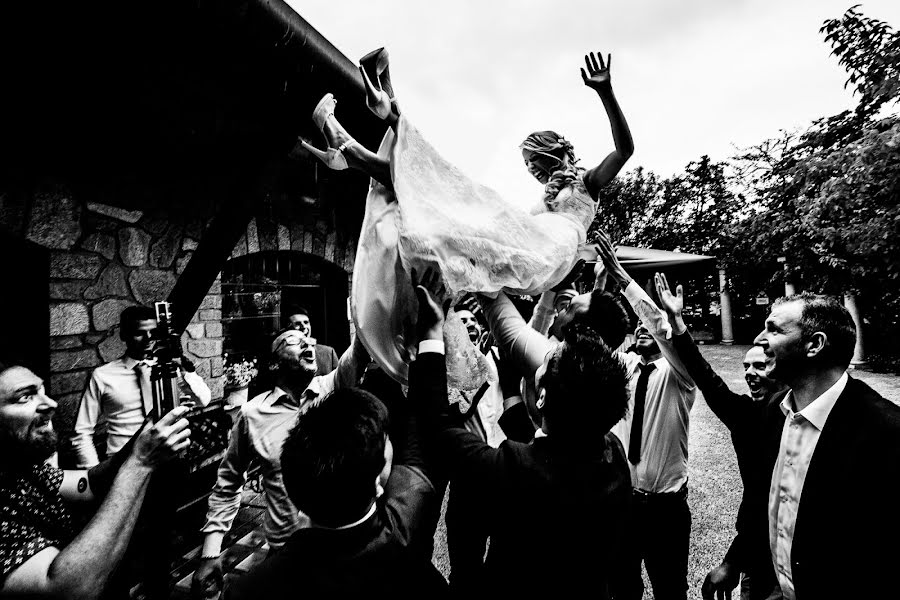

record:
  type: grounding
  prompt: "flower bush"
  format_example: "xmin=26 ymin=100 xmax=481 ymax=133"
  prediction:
xmin=223 ymin=353 xmax=258 ymax=389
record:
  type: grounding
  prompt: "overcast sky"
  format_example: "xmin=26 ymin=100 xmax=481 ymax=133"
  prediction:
xmin=288 ymin=0 xmax=900 ymax=211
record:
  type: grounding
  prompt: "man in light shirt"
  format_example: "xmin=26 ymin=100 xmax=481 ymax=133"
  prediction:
xmin=71 ymin=305 xmax=211 ymax=467
xmin=595 ymin=234 xmax=696 ymax=600
xmin=192 ymin=327 xmax=367 ymax=599
xmin=749 ymin=293 xmax=900 ymax=599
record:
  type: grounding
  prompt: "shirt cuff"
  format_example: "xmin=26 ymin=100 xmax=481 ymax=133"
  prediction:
xmin=418 ymin=340 xmax=445 ymax=355
xmin=621 ymin=280 xmax=644 ymax=303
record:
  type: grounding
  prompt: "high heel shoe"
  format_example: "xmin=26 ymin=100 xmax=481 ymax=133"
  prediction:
xmin=359 ymin=65 xmax=392 ymax=120
xmin=299 ymin=137 xmax=355 ymax=170
xmin=360 ymin=47 xmax=394 ymax=98
xmin=303 ymin=93 xmax=357 ymax=170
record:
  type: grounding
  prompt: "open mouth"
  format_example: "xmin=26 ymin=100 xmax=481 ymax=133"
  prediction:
xmin=31 ymin=416 xmax=54 ymax=433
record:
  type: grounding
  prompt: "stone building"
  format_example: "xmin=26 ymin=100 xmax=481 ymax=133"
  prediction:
xmin=0 ymin=0 xmax=385 ymax=464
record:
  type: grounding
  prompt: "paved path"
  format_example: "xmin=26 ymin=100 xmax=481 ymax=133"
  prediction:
xmin=162 ymin=345 xmax=898 ymax=599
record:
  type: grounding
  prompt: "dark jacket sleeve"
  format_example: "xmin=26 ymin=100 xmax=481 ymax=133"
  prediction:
xmin=498 ymin=402 xmax=537 ymax=443
xmin=672 ymin=331 xmax=754 ymax=432
xmin=722 ymin=531 xmax=748 ymax=571
xmin=414 ymin=352 xmax=507 ymax=490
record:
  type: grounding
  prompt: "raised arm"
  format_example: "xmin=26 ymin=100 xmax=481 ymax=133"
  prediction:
xmin=580 ymin=51 xmax=634 ymax=200
xmin=654 ymin=272 xmax=755 ymax=430
xmin=414 ymin=270 xmax=505 ymax=486
xmin=595 ymin=232 xmax=694 ymax=389
xmin=2 ymin=407 xmax=191 ymax=600
xmin=317 ymin=334 xmax=370 ymax=396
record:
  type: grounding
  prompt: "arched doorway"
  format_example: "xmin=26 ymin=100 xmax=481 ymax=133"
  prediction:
xmin=221 ymin=250 xmax=350 ymax=396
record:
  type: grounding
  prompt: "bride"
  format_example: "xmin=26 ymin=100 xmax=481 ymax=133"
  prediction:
xmin=300 ymin=49 xmax=633 ymax=386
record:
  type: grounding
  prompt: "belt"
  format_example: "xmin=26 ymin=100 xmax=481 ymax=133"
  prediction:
xmin=632 ymin=482 xmax=688 ymax=502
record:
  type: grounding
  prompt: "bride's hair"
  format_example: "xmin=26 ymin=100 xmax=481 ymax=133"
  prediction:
xmin=520 ymin=130 xmax=585 ymax=208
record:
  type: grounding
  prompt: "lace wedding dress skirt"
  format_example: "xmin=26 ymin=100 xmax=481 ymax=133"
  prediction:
xmin=351 ymin=115 xmax=596 ymax=387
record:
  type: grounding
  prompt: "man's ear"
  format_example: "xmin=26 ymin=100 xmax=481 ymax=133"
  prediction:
xmin=805 ymin=331 xmax=828 ymax=359
xmin=374 ymin=475 xmax=385 ymax=499
xmin=536 ymin=388 xmax=547 ymax=411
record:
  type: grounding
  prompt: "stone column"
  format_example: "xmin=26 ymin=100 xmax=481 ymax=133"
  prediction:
xmin=779 ymin=257 xmax=796 ymax=296
xmin=719 ymin=268 xmax=734 ymax=345
xmin=843 ymin=292 xmax=867 ymax=368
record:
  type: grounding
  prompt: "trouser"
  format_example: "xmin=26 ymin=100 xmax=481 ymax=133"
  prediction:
xmin=445 ymin=480 xmax=489 ymax=597
xmin=619 ymin=485 xmax=691 ymax=600
xmin=479 ymin=292 xmax=553 ymax=374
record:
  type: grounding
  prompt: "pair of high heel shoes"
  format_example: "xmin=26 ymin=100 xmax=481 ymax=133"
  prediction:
xmin=299 ymin=48 xmax=396 ymax=170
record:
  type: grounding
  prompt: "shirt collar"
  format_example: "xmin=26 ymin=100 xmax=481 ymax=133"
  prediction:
xmin=265 ymin=379 xmax=323 ymax=407
xmin=779 ymin=371 xmax=848 ymax=430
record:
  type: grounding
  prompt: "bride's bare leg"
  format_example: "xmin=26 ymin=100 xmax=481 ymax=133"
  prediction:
xmin=320 ymin=113 xmax=394 ymax=191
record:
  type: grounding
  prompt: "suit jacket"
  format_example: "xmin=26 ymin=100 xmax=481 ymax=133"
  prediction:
xmin=315 ymin=343 xmax=340 ymax=376
xmin=676 ymin=332 xmax=900 ymax=599
xmin=418 ymin=351 xmax=632 ymax=598
xmin=226 ymin=353 xmax=448 ymax=599
xmin=672 ymin=332 xmax=769 ymax=590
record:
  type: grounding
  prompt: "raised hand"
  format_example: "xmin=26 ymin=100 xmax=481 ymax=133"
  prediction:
xmin=411 ymin=267 xmax=450 ymax=343
xmin=552 ymin=258 xmax=586 ymax=293
xmin=654 ymin=272 xmax=684 ymax=319
xmin=594 ymin=230 xmax=631 ymax=287
xmin=655 ymin=272 xmax=688 ymax=334
xmin=581 ymin=50 xmax=612 ymax=93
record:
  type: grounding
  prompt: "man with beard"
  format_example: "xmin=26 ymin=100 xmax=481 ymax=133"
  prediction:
xmin=594 ymin=236 xmax=697 ymax=600
xmin=653 ymin=273 xmax=786 ymax=600
xmin=192 ymin=329 xmax=367 ymax=599
xmin=740 ymin=293 xmax=900 ymax=599
xmin=0 ymin=361 xmax=191 ymax=599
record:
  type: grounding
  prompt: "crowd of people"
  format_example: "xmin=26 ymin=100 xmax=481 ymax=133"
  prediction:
xmin=1 ymin=48 xmax=898 ymax=600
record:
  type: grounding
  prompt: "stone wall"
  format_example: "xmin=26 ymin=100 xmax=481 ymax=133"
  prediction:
xmin=0 ymin=184 xmax=224 ymax=435
xmin=1 ymin=184 xmax=360 ymax=438
xmin=230 ymin=213 xmax=356 ymax=277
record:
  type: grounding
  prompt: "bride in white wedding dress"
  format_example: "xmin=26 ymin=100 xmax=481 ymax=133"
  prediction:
xmin=300 ymin=49 xmax=633 ymax=387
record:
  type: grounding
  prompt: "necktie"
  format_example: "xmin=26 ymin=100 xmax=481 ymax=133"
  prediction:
xmin=134 ymin=362 xmax=154 ymax=417
xmin=628 ymin=362 xmax=656 ymax=465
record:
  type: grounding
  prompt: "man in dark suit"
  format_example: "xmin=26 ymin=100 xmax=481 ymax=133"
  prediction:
xmin=415 ymin=269 xmax=633 ymax=598
xmin=750 ymin=292 xmax=900 ymax=599
xmin=674 ymin=286 xmax=898 ymax=599
xmin=284 ymin=305 xmax=340 ymax=375
xmin=655 ymin=273 xmax=786 ymax=600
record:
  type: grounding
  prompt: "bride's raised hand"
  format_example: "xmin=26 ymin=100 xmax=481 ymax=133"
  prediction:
xmin=581 ymin=51 xmax=612 ymax=93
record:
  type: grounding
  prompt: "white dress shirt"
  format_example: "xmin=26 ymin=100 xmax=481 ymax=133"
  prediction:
xmin=201 ymin=338 xmax=367 ymax=553
xmin=768 ymin=371 xmax=848 ymax=600
xmin=611 ymin=281 xmax=696 ymax=493
xmin=72 ymin=356 xmax=211 ymax=467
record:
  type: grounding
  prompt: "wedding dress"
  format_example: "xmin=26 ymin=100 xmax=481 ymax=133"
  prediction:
xmin=351 ymin=115 xmax=596 ymax=387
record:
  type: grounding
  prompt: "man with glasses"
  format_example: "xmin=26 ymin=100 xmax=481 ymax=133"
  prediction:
xmin=192 ymin=327 xmax=367 ymax=598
